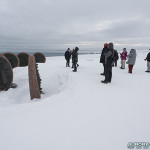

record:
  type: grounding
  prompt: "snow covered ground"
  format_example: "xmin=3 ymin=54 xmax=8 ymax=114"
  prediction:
xmin=0 ymin=51 xmax=150 ymax=150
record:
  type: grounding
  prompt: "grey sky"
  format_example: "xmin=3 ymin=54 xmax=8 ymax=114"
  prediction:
xmin=0 ymin=0 xmax=150 ymax=52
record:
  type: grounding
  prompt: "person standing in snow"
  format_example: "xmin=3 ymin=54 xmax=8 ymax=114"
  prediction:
xmin=101 ymin=42 xmax=114 ymax=84
xmin=144 ymin=49 xmax=150 ymax=72
xmin=70 ymin=49 xmax=74 ymax=68
xmin=112 ymin=50 xmax=119 ymax=67
xmin=126 ymin=49 xmax=137 ymax=73
xmin=120 ymin=48 xmax=127 ymax=69
xmin=64 ymin=48 xmax=71 ymax=67
xmin=72 ymin=47 xmax=79 ymax=72
xmin=100 ymin=43 xmax=109 ymax=75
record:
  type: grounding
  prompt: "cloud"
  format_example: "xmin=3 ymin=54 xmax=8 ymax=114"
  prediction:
xmin=0 ymin=0 xmax=150 ymax=51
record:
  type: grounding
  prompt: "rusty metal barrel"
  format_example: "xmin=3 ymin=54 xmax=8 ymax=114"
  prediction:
xmin=17 ymin=52 xmax=29 ymax=67
xmin=33 ymin=52 xmax=46 ymax=63
xmin=3 ymin=52 xmax=19 ymax=68
xmin=0 ymin=54 xmax=13 ymax=91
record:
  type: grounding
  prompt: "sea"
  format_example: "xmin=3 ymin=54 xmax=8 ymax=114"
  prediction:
xmin=0 ymin=50 xmax=92 ymax=57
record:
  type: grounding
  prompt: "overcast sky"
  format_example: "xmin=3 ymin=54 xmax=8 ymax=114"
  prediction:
xmin=0 ymin=0 xmax=150 ymax=52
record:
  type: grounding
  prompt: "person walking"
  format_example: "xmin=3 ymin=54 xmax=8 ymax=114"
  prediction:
xmin=101 ymin=42 xmax=114 ymax=84
xmin=64 ymin=48 xmax=71 ymax=67
xmin=72 ymin=47 xmax=79 ymax=72
xmin=126 ymin=49 xmax=137 ymax=73
xmin=120 ymin=48 xmax=127 ymax=69
xmin=70 ymin=49 xmax=74 ymax=68
xmin=144 ymin=49 xmax=150 ymax=72
xmin=100 ymin=43 xmax=109 ymax=75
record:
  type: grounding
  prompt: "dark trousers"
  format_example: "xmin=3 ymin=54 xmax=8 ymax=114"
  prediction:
xmin=73 ymin=61 xmax=77 ymax=71
xmin=112 ymin=61 xmax=117 ymax=67
xmin=103 ymin=63 xmax=105 ymax=74
xmin=105 ymin=65 xmax=112 ymax=82
xmin=66 ymin=59 xmax=70 ymax=67
xmin=72 ymin=63 xmax=74 ymax=68
xmin=128 ymin=65 xmax=133 ymax=73
xmin=114 ymin=61 xmax=117 ymax=67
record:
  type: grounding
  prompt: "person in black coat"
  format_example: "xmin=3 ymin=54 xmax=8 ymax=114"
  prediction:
xmin=101 ymin=42 xmax=114 ymax=84
xmin=100 ymin=43 xmax=109 ymax=75
xmin=72 ymin=47 xmax=79 ymax=72
xmin=64 ymin=48 xmax=71 ymax=67
xmin=112 ymin=50 xmax=119 ymax=67
xmin=144 ymin=49 xmax=150 ymax=72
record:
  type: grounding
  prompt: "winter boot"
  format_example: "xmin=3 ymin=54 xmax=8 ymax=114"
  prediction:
xmin=101 ymin=80 xmax=108 ymax=84
xmin=72 ymin=70 xmax=77 ymax=72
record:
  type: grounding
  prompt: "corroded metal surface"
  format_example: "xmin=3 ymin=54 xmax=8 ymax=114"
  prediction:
xmin=0 ymin=54 xmax=13 ymax=90
xmin=28 ymin=56 xmax=41 ymax=100
xmin=33 ymin=52 xmax=46 ymax=63
xmin=17 ymin=52 xmax=29 ymax=67
xmin=3 ymin=52 xmax=19 ymax=68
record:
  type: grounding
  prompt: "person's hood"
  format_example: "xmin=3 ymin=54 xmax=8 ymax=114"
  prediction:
xmin=108 ymin=42 xmax=113 ymax=49
xmin=75 ymin=47 xmax=79 ymax=51
xmin=130 ymin=49 xmax=136 ymax=53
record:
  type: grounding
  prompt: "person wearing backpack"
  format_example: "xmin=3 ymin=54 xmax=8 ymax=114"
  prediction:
xmin=144 ymin=49 xmax=150 ymax=72
xmin=72 ymin=47 xmax=79 ymax=72
xmin=101 ymin=42 xmax=114 ymax=84
xmin=112 ymin=50 xmax=119 ymax=67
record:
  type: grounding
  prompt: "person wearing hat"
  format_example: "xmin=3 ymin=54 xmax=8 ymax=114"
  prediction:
xmin=100 ymin=43 xmax=109 ymax=75
xmin=120 ymin=48 xmax=127 ymax=69
xmin=72 ymin=47 xmax=79 ymax=72
xmin=144 ymin=49 xmax=150 ymax=72
xmin=101 ymin=42 xmax=114 ymax=84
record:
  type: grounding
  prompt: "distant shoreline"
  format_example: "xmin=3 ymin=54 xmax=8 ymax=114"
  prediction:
xmin=0 ymin=51 xmax=90 ymax=57
xmin=0 ymin=49 xmax=148 ymax=57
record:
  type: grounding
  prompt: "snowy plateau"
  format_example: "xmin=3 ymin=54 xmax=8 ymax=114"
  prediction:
xmin=0 ymin=51 xmax=150 ymax=150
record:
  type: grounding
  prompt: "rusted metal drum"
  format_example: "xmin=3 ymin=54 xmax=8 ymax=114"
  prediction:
xmin=33 ymin=52 xmax=46 ymax=63
xmin=17 ymin=52 xmax=29 ymax=67
xmin=3 ymin=52 xmax=19 ymax=68
xmin=0 ymin=54 xmax=13 ymax=91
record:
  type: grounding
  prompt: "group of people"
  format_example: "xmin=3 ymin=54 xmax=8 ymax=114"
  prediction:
xmin=119 ymin=47 xmax=150 ymax=73
xmin=100 ymin=42 xmax=150 ymax=84
xmin=64 ymin=47 xmax=79 ymax=72
xmin=64 ymin=43 xmax=150 ymax=84
xmin=120 ymin=48 xmax=137 ymax=73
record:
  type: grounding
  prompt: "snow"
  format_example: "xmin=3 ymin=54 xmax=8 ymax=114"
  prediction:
xmin=0 ymin=51 xmax=150 ymax=150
